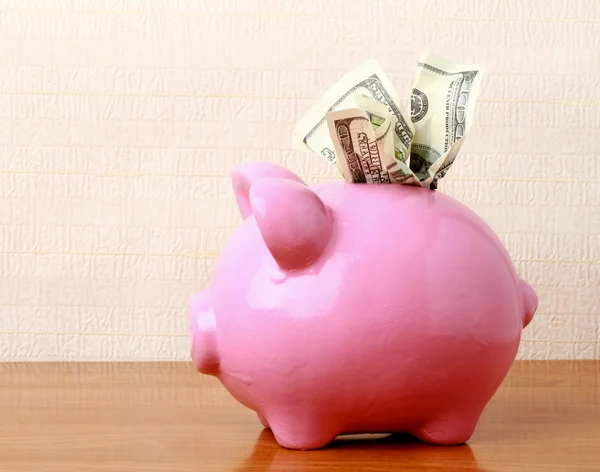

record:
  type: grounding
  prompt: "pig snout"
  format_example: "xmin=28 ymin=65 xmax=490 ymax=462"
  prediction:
xmin=188 ymin=289 xmax=220 ymax=375
xmin=519 ymin=278 xmax=538 ymax=329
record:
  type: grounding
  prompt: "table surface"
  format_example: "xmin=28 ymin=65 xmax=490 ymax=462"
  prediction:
xmin=0 ymin=361 xmax=598 ymax=471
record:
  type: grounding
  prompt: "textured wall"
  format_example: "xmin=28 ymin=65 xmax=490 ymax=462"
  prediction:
xmin=0 ymin=1 xmax=599 ymax=360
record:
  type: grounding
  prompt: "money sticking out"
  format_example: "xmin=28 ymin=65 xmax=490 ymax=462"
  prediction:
xmin=291 ymin=59 xmax=414 ymax=170
xmin=354 ymin=94 xmax=413 ymax=167
xmin=326 ymin=109 xmax=390 ymax=184
xmin=326 ymin=107 xmax=420 ymax=186
xmin=409 ymin=52 xmax=484 ymax=189
xmin=292 ymin=53 xmax=484 ymax=189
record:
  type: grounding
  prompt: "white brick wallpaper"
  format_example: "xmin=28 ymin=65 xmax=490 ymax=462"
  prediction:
xmin=0 ymin=1 xmax=598 ymax=360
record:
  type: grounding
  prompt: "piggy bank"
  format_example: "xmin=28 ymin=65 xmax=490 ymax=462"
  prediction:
xmin=189 ymin=162 xmax=538 ymax=450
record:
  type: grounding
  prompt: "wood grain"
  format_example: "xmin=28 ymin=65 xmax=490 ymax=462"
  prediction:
xmin=0 ymin=361 xmax=598 ymax=471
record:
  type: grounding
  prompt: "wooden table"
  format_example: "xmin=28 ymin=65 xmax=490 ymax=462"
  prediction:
xmin=0 ymin=361 xmax=598 ymax=471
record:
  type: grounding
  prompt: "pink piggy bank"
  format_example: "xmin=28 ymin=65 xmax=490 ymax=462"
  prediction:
xmin=189 ymin=162 xmax=538 ymax=450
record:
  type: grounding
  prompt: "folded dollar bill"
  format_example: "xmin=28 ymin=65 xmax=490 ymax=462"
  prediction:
xmin=326 ymin=107 xmax=420 ymax=186
xmin=292 ymin=52 xmax=484 ymax=190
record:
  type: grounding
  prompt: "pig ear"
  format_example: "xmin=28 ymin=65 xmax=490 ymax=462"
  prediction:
xmin=249 ymin=178 xmax=333 ymax=271
xmin=232 ymin=162 xmax=306 ymax=220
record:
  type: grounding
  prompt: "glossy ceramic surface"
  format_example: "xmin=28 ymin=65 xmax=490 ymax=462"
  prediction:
xmin=189 ymin=162 xmax=538 ymax=450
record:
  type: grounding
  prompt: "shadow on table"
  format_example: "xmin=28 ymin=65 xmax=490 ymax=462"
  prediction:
xmin=233 ymin=429 xmax=490 ymax=472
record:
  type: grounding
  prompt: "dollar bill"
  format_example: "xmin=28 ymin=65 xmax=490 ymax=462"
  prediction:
xmin=292 ymin=60 xmax=415 ymax=171
xmin=370 ymin=111 xmax=421 ymax=186
xmin=355 ymin=94 xmax=412 ymax=166
xmin=326 ymin=108 xmax=420 ymax=186
xmin=409 ymin=52 xmax=484 ymax=188
xmin=326 ymin=109 xmax=390 ymax=184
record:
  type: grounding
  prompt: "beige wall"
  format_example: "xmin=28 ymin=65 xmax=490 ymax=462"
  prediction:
xmin=0 ymin=1 xmax=599 ymax=360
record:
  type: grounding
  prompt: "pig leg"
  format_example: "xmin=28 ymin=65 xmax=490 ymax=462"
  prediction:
xmin=411 ymin=409 xmax=480 ymax=445
xmin=267 ymin=413 xmax=339 ymax=450
xmin=257 ymin=412 xmax=270 ymax=429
